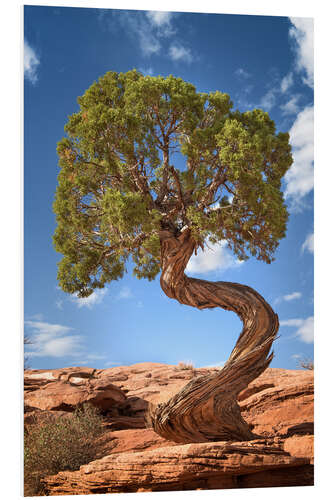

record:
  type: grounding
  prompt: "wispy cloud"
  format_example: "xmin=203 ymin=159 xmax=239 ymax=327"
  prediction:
xmin=146 ymin=11 xmax=174 ymax=35
xmin=260 ymin=81 xmax=299 ymax=115
xmin=168 ymin=44 xmax=193 ymax=63
xmin=103 ymin=361 xmax=124 ymax=368
xmin=99 ymin=10 xmax=174 ymax=58
xmin=301 ymin=232 xmax=314 ymax=254
xmin=283 ymin=292 xmax=302 ymax=301
xmin=117 ymin=286 xmax=133 ymax=300
xmin=103 ymin=10 xmax=162 ymax=57
xmin=284 ymin=105 xmax=314 ymax=209
xmin=258 ymin=19 xmax=314 ymax=117
xmin=275 ymin=291 xmax=302 ymax=305
xmin=71 ymin=288 xmax=107 ymax=309
xmin=24 ymin=319 xmax=106 ymax=363
xmin=259 ymin=73 xmax=298 ymax=116
xmin=24 ymin=320 xmax=82 ymax=358
xmin=24 ymin=39 xmax=40 ymax=84
xmin=98 ymin=10 xmax=193 ymax=64
xmin=186 ymin=241 xmax=243 ymax=274
xmin=289 ymin=17 xmax=314 ymax=89
xmin=74 ymin=353 xmax=108 ymax=365
xmin=55 ymin=299 xmax=63 ymax=310
xmin=235 ymin=68 xmax=251 ymax=79
xmin=259 ymin=88 xmax=277 ymax=112
xmin=281 ymin=95 xmax=301 ymax=115
xmin=139 ymin=66 xmax=154 ymax=76
xmin=280 ymin=316 xmax=314 ymax=343
xmin=280 ymin=72 xmax=294 ymax=93
xmin=26 ymin=313 xmax=44 ymax=321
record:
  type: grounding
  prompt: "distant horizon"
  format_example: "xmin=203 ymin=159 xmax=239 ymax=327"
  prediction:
xmin=24 ymin=360 xmax=310 ymax=371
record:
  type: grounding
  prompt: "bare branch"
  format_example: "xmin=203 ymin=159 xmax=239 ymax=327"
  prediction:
xmin=199 ymin=170 xmax=227 ymax=210
xmin=170 ymin=166 xmax=186 ymax=213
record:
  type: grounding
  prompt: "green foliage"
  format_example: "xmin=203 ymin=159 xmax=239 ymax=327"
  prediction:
xmin=53 ymin=69 xmax=293 ymax=296
xmin=24 ymin=404 xmax=104 ymax=496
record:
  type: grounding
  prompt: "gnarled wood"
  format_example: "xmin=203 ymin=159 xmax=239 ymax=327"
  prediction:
xmin=148 ymin=228 xmax=279 ymax=443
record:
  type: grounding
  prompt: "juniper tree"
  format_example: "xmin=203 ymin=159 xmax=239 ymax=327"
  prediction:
xmin=54 ymin=70 xmax=292 ymax=443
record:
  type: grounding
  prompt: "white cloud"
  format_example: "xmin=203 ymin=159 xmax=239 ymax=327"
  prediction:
xmin=146 ymin=11 xmax=173 ymax=31
xmin=280 ymin=319 xmax=303 ymax=327
xmin=103 ymin=361 xmax=124 ymax=368
xmin=40 ymin=336 xmax=83 ymax=358
xmin=117 ymin=286 xmax=133 ymax=300
xmin=289 ymin=17 xmax=314 ymax=89
xmin=103 ymin=10 xmax=176 ymax=58
xmin=71 ymin=288 xmax=107 ymax=309
xmin=281 ymin=95 xmax=301 ymax=115
xmin=283 ymin=291 xmax=302 ymax=301
xmin=55 ymin=299 xmax=63 ymax=310
xmin=280 ymin=72 xmax=294 ymax=93
xmin=169 ymin=44 xmax=193 ymax=63
xmin=110 ymin=11 xmax=162 ymax=57
xmin=284 ymin=105 xmax=314 ymax=206
xmin=280 ymin=316 xmax=314 ymax=343
xmin=24 ymin=320 xmax=82 ymax=358
xmin=296 ymin=317 xmax=314 ymax=343
xmin=74 ymin=353 xmax=107 ymax=365
xmin=24 ymin=319 xmax=107 ymax=363
xmin=291 ymin=353 xmax=302 ymax=359
xmin=259 ymin=89 xmax=277 ymax=111
xmin=275 ymin=291 xmax=302 ymax=305
xmin=24 ymin=39 xmax=40 ymax=84
xmin=139 ymin=66 xmax=154 ymax=76
xmin=139 ymin=31 xmax=161 ymax=57
xmin=235 ymin=68 xmax=251 ymax=79
xmin=301 ymin=232 xmax=314 ymax=254
xmin=26 ymin=313 xmax=44 ymax=321
xmin=186 ymin=241 xmax=243 ymax=274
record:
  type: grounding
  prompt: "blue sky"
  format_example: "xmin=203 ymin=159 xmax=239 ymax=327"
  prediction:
xmin=24 ymin=5 xmax=314 ymax=370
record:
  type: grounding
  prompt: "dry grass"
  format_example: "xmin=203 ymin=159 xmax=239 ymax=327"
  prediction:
xmin=176 ymin=361 xmax=195 ymax=371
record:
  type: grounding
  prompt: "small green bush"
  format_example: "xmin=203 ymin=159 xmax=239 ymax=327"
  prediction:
xmin=24 ymin=403 xmax=104 ymax=496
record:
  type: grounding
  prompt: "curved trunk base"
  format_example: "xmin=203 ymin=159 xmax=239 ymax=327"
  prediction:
xmin=149 ymin=229 xmax=279 ymax=443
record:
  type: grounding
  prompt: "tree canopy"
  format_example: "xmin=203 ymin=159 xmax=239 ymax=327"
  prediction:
xmin=53 ymin=70 xmax=293 ymax=297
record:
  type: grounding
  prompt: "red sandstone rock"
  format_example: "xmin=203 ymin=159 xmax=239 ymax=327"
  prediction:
xmin=24 ymin=364 xmax=314 ymax=494
xmin=42 ymin=439 xmax=311 ymax=495
xmin=283 ymin=435 xmax=314 ymax=464
xmin=24 ymin=369 xmax=126 ymax=411
xmin=97 ymin=428 xmax=176 ymax=456
xmin=239 ymin=368 xmax=314 ymax=437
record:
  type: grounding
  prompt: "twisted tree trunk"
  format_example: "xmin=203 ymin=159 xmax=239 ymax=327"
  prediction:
xmin=149 ymin=228 xmax=279 ymax=443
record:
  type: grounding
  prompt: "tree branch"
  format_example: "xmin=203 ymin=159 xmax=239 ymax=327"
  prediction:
xmin=170 ymin=166 xmax=186 ymax=213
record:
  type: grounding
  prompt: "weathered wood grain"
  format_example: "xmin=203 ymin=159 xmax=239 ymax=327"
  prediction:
xmin=148 ymin=228 xmax=279 ymax=443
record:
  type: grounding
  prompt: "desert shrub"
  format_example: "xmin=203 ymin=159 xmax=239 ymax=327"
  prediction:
xmin=24 ymin=403 xmax=104 ymax=496
xmin=177 ymin=361 xmax=195 ymax=371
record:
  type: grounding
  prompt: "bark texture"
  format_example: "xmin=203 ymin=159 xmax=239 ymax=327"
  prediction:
xmin=148 ymin=228 xmax=279 ymax=443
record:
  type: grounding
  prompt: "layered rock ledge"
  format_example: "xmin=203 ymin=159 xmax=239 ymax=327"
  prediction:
xmin=43 ymin=440 xmax=312 ymax=494
xmin=24 ymin=363 xmax=314 ymax=494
